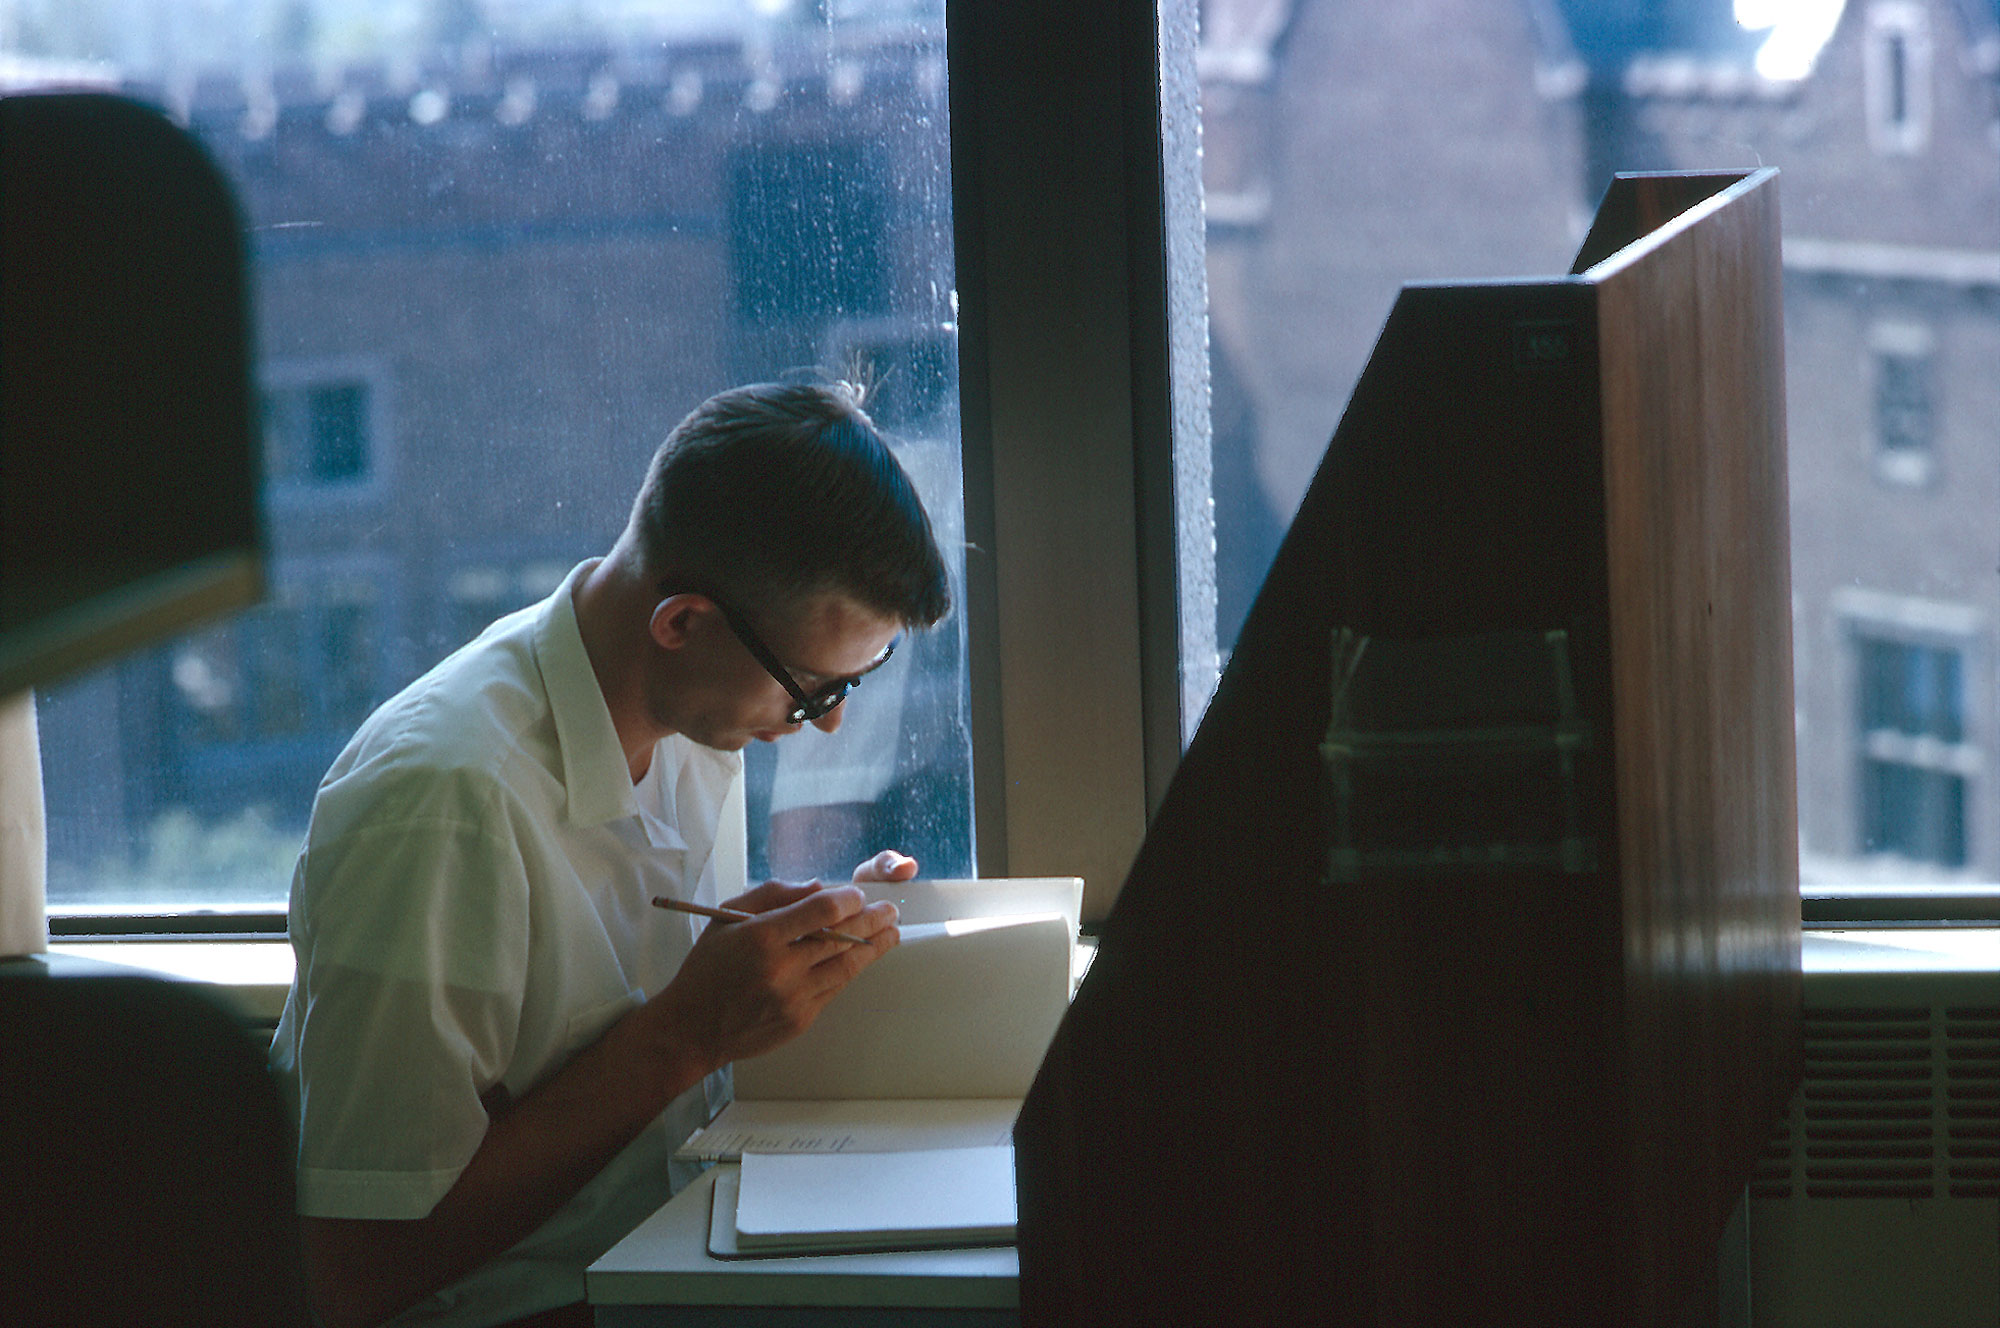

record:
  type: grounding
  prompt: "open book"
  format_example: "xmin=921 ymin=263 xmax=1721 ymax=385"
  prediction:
xmin=678 ymin=876 xmax=1083 ymax=1163
xmin=679 ymin=876 xmax=1082 ymax=1257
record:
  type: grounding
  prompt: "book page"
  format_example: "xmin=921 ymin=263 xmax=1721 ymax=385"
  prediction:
xmin=733 ymin=911 xmax=1073 ymax=1101
xmin=852 ymin=877 xmax=1083 ymax=934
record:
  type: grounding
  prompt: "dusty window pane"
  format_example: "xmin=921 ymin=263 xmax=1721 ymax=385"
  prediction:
xmin=1190 ymin=0 xmax=1997 ymax=886
xmin=24 ymin=0 xmax=969 ymax=909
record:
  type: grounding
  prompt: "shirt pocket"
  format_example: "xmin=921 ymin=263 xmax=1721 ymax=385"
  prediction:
xmin=562 ymin=988 xmax=644 ymax=1059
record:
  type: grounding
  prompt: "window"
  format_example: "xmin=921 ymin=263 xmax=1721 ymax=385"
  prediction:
xmin=1188 ymin=0 xmax=2000 ymax=897
xmin=168 ymin=584 xmax=384 ymax=748
xmin=21 ymin=0 xmax=972 ymax=919
xmin=163 ymin=566 xmax=389 ymax=802
xmin=822 ymin=318 xmax=956 ymax=431
xmin=730 ymin=142 xmax=889 ymax=324
xmin=1856 ymin=631 xmax=1974 ymax=869
xmin=441 ymin=561 xmax=574 ymax=661
xmin=261 ymin=374 xmax=376 ymax=490
xmin=18 ymin=0 xmax=1993 ymax=934
xmin=1870 ymin=322 xmax=1937 ymax=485
xmin=1865 ymin=1 xmax=1932 ymax=154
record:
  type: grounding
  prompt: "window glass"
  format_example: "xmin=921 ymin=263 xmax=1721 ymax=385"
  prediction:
xmin=1856 ymin=631 xmax=1972 ymax=866
xmin=1191 ymin=0 xmax=1996 ymax=888
xmin=1869 ymin=320 xmax=1937 ymax=484
xmin=17 ymin=0 xmax=970 ymax=913
xmin=264 ymin=380 xmax=371 ymax=485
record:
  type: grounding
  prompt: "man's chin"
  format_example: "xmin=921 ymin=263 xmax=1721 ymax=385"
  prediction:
xmin=684 ymin=730 xmax=756 ymax=752
xmin=685 ymin=726 xmax=786 ymax=751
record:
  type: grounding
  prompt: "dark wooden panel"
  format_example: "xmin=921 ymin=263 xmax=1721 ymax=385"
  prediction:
xmin=1016 ymin=170 xmax=1800 ymax=1328
xmin=1571 ymin=170 xmax=1738 ymax=275
xmin=1592 ymin=170 xmax=1804 ymax=1312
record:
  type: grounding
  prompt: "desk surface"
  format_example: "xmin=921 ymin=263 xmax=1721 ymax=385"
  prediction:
xmin=586 ymin=1164 xmax=1018 ymax=1311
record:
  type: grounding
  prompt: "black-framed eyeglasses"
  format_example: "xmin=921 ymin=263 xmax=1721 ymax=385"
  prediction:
xmin=659 ymin=582 xmax=896 ymax=725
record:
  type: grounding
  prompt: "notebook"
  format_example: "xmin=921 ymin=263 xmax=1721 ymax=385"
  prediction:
xmin=710 ymin=1145 xmax=1017 ymax=1257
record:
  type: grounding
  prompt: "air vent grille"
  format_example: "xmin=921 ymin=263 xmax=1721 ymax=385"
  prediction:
xmin=1945 ymin=1006 xmax=2000 ymax=1199
xmin=1753 ymin=1005 xmax=2000 ymax=1200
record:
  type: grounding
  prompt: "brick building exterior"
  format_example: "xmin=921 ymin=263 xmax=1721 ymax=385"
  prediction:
xmin=1200 ymin=0 xmax=2000 ymax=881
xmin=37 ymin=25 xmax=968 ymax=895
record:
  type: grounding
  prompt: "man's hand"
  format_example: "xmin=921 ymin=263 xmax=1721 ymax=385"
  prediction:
xmin=853 ymin=849 xmax=919 ymax=882
xmin=638 ymin=880 xmax=899 ymax=1075
xmin=301 ymin=882 xmax=896 ymax=1328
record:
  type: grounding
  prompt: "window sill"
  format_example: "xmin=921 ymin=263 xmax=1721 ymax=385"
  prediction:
xmin=45 ymin=939 xmax=293 ymax=1026
xmin=37 ymin=937 xmax=1096 ymax=1025
xmin=1803 ymin=884 xmax=2000 ymax=927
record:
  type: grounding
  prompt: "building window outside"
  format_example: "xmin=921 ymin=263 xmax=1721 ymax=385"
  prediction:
xmin=730 ymin=142 xmax=889 ymax=324
xmin=169 ymin=573 xmax=386 ymax=751
xmin=263 ymin=380 xmax=369 ymax=486
xmin=1865 ymin=2 xmax=1932 ymax=154
xmin=22 ymin=1 xmax=970 ymax=916
xmin=259 ymin=360 xmax=388 ymax=503
xmin=1871 ymin=322 xmax=1937 ymax=486
xmin=442 ymin=562 xmax=575 ymax=662
xmin=1856 ymin=632 xmax=1973 ymax=869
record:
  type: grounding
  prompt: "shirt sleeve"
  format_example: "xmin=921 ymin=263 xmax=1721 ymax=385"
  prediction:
xmin=275 ymin=781 xmax=533 ymax=1221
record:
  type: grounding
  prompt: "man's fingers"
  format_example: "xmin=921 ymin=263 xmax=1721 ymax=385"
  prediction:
xmin=762 ymin=883 xmax=871 ymax=940
xmin=795 ymin=901 xmax=899 ymax=951
xmin=801 ymin=914 xmax=899 ymax=994
xmin=660 ymin=890 xmax=901 ymax=1067
xmin=852 ymin=849 xmax=918 ymax=883
xmin=724 ymin=878 xmax=824 ymax=914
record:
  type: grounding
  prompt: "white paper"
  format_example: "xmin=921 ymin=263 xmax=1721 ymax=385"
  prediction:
xmin=852 ymin=876 xmax=1083 ymax=935
xmin=733 ymin=1144 xmax=1017 ymax=1251
xmin=732 ymin=911 xmax=1073 ymax=1101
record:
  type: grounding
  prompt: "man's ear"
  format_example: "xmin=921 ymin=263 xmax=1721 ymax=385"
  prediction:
xmin=649 ymin=593 xmax=707 ymax=651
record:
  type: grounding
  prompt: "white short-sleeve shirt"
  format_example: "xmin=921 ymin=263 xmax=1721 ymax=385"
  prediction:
xmin=269 ymin=560 xmax=742 ymax=1326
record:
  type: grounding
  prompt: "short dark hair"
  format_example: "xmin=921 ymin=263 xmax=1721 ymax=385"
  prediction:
xmin=628 ymin=381 xmax=950 ymax=629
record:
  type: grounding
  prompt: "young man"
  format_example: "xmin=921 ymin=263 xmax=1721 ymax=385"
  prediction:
xmin=269 ymin=381 xmax=953 ymax=1328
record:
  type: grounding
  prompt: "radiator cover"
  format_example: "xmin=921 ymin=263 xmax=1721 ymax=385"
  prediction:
xmin=1748 ymin=928 xmax=2000 ymax=1326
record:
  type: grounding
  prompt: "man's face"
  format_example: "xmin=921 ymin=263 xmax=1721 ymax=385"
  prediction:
xmin=655 ymin=589 xmax=901 ymax=752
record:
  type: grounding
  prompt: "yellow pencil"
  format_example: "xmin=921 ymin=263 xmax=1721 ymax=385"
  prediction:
xmin=650 ymin=894 xmax=869 ymax=946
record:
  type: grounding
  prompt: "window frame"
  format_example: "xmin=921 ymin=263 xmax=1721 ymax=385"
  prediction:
xmin=946 ymin=0 xmax=1197 ymax=922
xmin=1846 ymin=613 xmax=1983 ymax=873
xmin=49 ymin=0 xmax=1989 ymax=946
xmin=45 ymin=0 xmax=1178 ymax=944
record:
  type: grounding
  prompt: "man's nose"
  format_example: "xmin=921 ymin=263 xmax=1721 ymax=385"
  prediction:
xmin=810 ymin=703 xmax=845 ymax=735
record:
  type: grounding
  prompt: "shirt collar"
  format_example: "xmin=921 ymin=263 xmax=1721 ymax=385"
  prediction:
xmin=533 ymin=560 xmax=643 ymax=829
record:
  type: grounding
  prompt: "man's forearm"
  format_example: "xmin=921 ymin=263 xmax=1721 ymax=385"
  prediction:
xmin=302 ymin=882 xmax=894 ymax=1328
xmin=303 ymin=1006 xmax=714 ymax=1328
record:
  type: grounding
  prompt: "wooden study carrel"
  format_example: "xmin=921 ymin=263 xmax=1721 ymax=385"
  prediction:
xmin=1015 ymin=169 xmax=1804 ymax=1326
